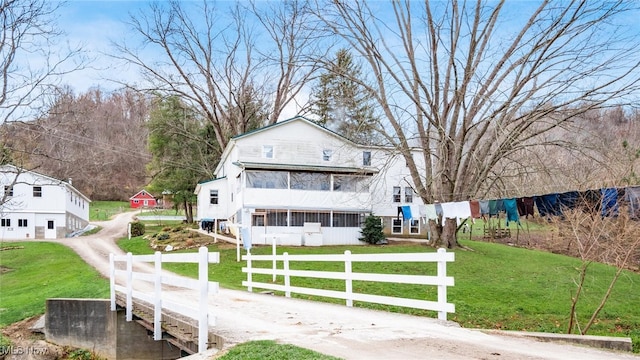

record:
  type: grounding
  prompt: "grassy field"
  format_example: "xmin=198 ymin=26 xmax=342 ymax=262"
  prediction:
xmin=90 ymin=200 xmax=130 ymax=221
xmin=119 ymin=235 xmax=640 ymax=351
xmin=0 ymin=242 xmax=110 ymax=326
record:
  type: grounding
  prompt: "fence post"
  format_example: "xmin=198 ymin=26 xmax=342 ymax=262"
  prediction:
xmin=126 ymin=252 xmax=133 ymax=321
xmin=154 ymin=251 xmax=162 ymax=341
xmin=109 ymin=253 xmax=115 ymax=311
xmin=436 ymin=248 xmax=448 ymax=320
xmin=344 ymin=250 xmax=353 ymax=307
xmin=246 ymin=251 xmax=253 ymax=292
xmin=198 ymin=246 xmax=208 ymax=353
xmin=283 ymin=252 xmax=291 ymax=298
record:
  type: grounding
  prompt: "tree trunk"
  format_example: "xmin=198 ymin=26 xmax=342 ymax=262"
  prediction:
xmin=429 ymin=217 xmax=460 ymax=248
xmin=184 ymin=200 xmax=194 ymax=223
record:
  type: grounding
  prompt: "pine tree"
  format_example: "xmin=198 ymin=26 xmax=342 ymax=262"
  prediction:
xmin=310 ymin=49 xmax=381 ymax=145
xmin=359 ymin=215 xmax=387 ymax=245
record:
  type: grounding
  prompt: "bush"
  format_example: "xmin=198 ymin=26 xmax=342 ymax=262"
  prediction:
xmin=359 ymin=215 xmax=386 ymax=245
xmin=129 ymin=222 xmax=145 ymax=237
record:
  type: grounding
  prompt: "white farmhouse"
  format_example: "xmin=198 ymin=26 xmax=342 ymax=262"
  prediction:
xmin=195 ymin=116 xmax=427 ymax=246
xmin=0 ymin=165 xmax=91 ymax=239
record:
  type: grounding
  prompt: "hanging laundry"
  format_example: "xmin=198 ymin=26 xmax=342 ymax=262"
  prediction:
xmin=517 ymin=197 xmax=535 ymax=218
xmin=435 ymin=203 xmax=443 ymax=217
xmin=535 ymin=193 xmax=561 ymax=217
xmin=558 ymin=191 xmax=579 ymax=213
xmin=410 ymin=205 xmax=420 ymax=220
xmin=469 ymin=200 xmax=481 ymax=219
xmin=479 ymin=200 xmax=490 ymax=215
xmin=600 ymin=188 xmax=619 ymax=217
xmin=503 ymin=198 xmax=520 ymax=226
xmin=625 ymin=186 xmax=640 ymax=219
xmin=496 ymin=199 xmax=505 ymax=213
xmin=424 ymin=204 xmax=438 ymax=220
xmin=402 ymin=205 xmax=412 ymax=220
xmin=441 ymin=201 xmax=472 ymax=224
xmin=488 ymin=199 xmax=498 ymax=217
xmin=577 ymin=189 xmax=601 ymax=213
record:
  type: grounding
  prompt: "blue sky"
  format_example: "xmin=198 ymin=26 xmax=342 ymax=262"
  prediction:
xmin=55 ymin=1 xmax=154 ymax=92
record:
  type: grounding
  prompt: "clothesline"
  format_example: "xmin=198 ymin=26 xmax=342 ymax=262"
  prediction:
xmin=399 ymin=185 xmax=640 ymax=224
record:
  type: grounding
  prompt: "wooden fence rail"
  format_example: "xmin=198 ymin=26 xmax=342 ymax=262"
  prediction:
xmin=109 ymin=247 xmax=220 ymax=353
xmin=242 ymin=248 xmax=455 ymax=320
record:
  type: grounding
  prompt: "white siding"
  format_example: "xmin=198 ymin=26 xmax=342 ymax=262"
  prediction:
xmin=0 ymin=165 xmax=90 ymax=239
xmin=201 ymin=117 xmax=429 ymax=245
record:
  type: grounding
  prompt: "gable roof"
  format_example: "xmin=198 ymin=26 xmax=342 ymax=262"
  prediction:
xmin=129 ymin=189 xmax=156 ymax=200
xmin=231 ymin=115 xmax=359 ymax=144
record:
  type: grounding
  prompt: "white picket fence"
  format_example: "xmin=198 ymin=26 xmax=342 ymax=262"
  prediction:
xmin=109 ymin=247 xmax=220 ymax=353
xmin=242 ymin=248 xmax=455 ymax=320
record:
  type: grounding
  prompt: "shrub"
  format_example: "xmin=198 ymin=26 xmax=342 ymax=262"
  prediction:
xmin=129 ymin=222 xmax=145 ymax=237
xmin=156 ymin=232 xmax=170 ymax=241
xmin=359 ymin=215 xmax=386 ymax=245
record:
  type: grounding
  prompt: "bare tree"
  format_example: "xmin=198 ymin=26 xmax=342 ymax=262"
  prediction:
xmin=112 ymin=0 xmax=321 ymax=152
xmin=4 ymin=88 xmax=152 ymax=200
xmin=314 ymin=0 xmax=640 ymax=247
xmin=556 ymin=203 xmax=640 ymax=335
xmin=0 ymin=0 xmax=85 ymax=123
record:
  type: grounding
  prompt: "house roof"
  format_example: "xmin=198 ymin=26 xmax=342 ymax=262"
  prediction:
xmin=0 ymin=164 xmax=91 ymax=202
xmin=230 ymin=115 xmax=358 ymax=144
xmin=194 ymin=176 xmax=227 ymax=195
xmin=129 ymin=189 xmax=156 ymax=200
xmin=234 ymin=161 xmax=378 ymax=175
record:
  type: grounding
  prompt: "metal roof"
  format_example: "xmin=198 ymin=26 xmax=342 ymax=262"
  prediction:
xmin=233 ymin=161 xmax=378 ymax=175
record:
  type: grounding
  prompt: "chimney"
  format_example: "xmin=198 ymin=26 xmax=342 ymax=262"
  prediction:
xmin=68 ymin=178 xmax=72 ymax=185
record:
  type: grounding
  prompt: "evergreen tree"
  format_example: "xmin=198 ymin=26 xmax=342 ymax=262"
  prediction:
xmin=146 ymin=96 xmax=217 ymax=222
xmin=359 ymin=214 xmax=387 ymax=245
xmin=310 ymin=49 xmax=381 ymax=145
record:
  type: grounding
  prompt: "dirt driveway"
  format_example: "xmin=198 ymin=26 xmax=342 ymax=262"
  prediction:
xmin=6 ymin=212 xmax=640 ymax=360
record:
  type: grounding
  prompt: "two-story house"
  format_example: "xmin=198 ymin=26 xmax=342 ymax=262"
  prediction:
xmin=0 ymin=165 xmax=91 ymax=239
xmin=194 ymin=116 xmax=427 ymax=246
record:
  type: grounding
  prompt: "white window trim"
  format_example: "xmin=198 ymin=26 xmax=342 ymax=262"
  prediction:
xmin=391 ymin=218 xmax=403 ymax=234
xmin=410 ymin=219 xmax=420 ymax=234
xmin=262 ymin=145 xmax=274 ymax=159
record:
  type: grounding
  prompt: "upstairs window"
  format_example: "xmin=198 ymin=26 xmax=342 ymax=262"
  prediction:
xmin=18 ymin=219 xmax=27 ymax=227
xmin=1 ymin=218 xmax=10 ymax=227
xmin=262 ymin=145 xmax=274 ymax=159
xmin=209 ymin=190 xmax=219 ymax=205
xmin=393 ymin=186 xmax=401 ymax=202
xmin=363 ymin=151 xmax=371 ymax=166
xmin=405 ymin=187 xmax=414 ymax=203
xmin=323 ymin=149 xmax=333 ymax=161
xmin=33 ymin=186 xmax=42 ymax=197
xmin=4 ymin=186 xmax=12 ymax=197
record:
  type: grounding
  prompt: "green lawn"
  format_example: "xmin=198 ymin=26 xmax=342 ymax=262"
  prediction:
xmin=0 ymin=242 xmax=110 ymax=327
xmin=216 ymin=340 xmax=341 ymax=360
xmin=118 ymin=236 xmax=640 ymax=351
xmin=90 ymin=200 xmax=131 ymax=221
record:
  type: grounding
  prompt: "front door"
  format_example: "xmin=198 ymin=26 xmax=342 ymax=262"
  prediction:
xmin=44 ymin=220 xmax=56 ymax=239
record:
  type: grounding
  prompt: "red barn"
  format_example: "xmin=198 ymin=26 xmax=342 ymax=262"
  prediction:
xmin=129 ymin=190 xmax=157 ymax=209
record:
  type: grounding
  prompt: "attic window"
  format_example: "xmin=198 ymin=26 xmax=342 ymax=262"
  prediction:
xmin=262 ymin=145 xmax=274 ymax=159
xmin=323 ymin=149 xmax=333 ymax=161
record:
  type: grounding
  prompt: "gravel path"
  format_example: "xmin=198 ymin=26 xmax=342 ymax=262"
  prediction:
xmin=9 ymin=212 xmax=639 ymax=360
